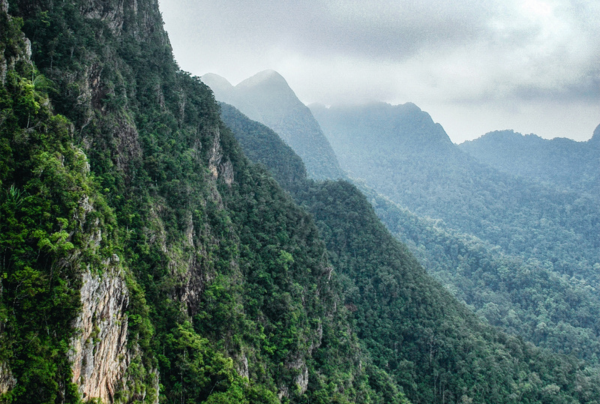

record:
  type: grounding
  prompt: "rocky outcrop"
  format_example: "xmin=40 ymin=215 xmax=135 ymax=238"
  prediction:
xmin=208 ymin=128 xmax=223 ymax=179
xmin=69 ymin=268 xmax=130 ymax=403
xmin=0 ymin=361 xmax=16 ymax=395
xmin=80 ymin=0 xmax=125 ymax=35
xmin=288 ymin=358 xmax=309 ymax=395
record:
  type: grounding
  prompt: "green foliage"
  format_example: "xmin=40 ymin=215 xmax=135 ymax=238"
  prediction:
xmin=0 ymin=12 xmax=119 ymax=402
xmin=5 ymin=1 xmax=405 ymax=402
xmin=366 ymin=186 xmax=600 ymax=362
xmin=312 ymin=102 xmax=600 ymax=360
xmin=460 ymin=129 xmax=600 ymax=200
xmin=296 ymin=180 xmax=600 ymax=404
xmin=219 ymin=103 xmax=307 ymax=190
xmin=223 ymin=103 xmax=600 ymax=403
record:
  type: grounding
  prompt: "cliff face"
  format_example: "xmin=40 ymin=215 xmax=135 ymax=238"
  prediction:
xmin=69 ymin=269 xmax=131 ymax=403
xmin=1 ymin=0 xmax=375 ymax=402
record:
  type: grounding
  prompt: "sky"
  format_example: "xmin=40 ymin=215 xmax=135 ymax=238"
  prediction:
xmin=159 ymin=0 xmax=600 ymax=143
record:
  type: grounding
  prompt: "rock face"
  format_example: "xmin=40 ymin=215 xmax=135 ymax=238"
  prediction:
xmin=0 ymin=361 xmax=16 ymax=394
xmin=69 ymin=268 xmax=130 ymax=403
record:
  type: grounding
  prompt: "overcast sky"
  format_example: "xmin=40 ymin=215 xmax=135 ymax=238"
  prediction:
xmin=160 ymin=0 xmax=600 ymax=143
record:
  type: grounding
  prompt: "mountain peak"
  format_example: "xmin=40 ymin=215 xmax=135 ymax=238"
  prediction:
xmin=201 ymin=73 xmax=234 ymax=102
xmin=237 ymin=69 xmax=287 ymax=89
xmin=590 ymin=124 xmax=600 ymax=143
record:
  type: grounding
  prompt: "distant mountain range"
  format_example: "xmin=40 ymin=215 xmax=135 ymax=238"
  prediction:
xmin=202 ymin=71 xmax=345 ymax=180
xmin=310 ymin=102 xmax=600 ymax=273
xmin=219 ymin=101 xmax=600 ymax=402
xmin=460 ymin=127 xmax=600 ymax=199
xmin=5 ymin=0 xmax=600 ymax=401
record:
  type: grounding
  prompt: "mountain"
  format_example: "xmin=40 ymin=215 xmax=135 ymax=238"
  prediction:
xmin=3 ymin=0 xmax=600 ymax=402
xmin=202 ymin=71 xmax=345 ymax=180
xmin=361 ymin=185 xmax=600 ymax=362
xmin=459 ymin=128 xmax=600 ymax=199
xmin=0 ymin=2 xmax=401 ymax=403
xmin=220 ymin=102 xmax=600 ymax=403
xmin=311 ymin=103 xmax=600 ymax=280
xmin=311 ymin=102 xmax=600 ymax=363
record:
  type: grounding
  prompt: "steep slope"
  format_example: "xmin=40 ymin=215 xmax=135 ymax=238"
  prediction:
xmin=220 ymin=103 xmax=600 ymax=404
xmin=1 ymin=1 xmax=399 ymax=403
xmin=459 ymin=128 xmax=600 ymax=199
xmin=202 ymin=72 xmax=344 ymax=180
xmin=361 ymin=186 xmax=600 ymax=362
xmin=225 ymin=94 xmax=600 ymax=362
xmin=0 ymin=12 xmax=130 ymax=402
xmin=219 ymin=102 xmax=307 ymax=190
xmin=311 ymin=103 xmax=600 ymax=282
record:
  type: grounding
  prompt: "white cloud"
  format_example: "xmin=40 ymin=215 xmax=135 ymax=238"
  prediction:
xmin=160 ymin=0 xmax=600 ymax=141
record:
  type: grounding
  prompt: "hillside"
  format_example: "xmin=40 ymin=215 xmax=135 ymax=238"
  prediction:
xmin=0 ymin=1 xmax=399 ymax=402
xmin=220 ymin=103 xmax=600 ymax=404
xmin=3 ymin=0 xmax=600 ymax=402
xmin=459 ymin=128 xmax=600 ymax=199
xmin=202 ymin=71 xmax=345 ymax=181
xmin=360 ymin=185 xmax=600 ymax=362
xmin=310 ymin=103 xmax=600 ymax=283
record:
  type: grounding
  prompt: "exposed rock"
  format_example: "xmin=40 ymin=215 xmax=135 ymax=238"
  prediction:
xmin=81 ymin=0 xmax=125 ymax=35
xmin=0 ymin=57 xmax=6 ymax=85
xmin=296 ymin=365 xmax=309 ymax=395
xmin=208 ymin=128 xmax=223 ymax=179
xmin=22 ymin=37 xmax=31 ymax=59
xmin=0 ymin=361 xmax=16 ymax=395
xmin=113 ymin=117 xmax=143 ymax=177
xmin=219 ymin=160 xmax=234 ymax=185
xmin=287 ymin=358 xmax=309 ymax=395
xmin=236 ymin=354 xmax=249 ymax=379
xmin=69 ymin=269 xmax=130 ymax=403
xmin=0 ymin=0 xmax=7 ymax=14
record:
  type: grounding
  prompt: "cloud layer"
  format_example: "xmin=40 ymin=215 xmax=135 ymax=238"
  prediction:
xmin=160 ymin=0 xmax=600 ymax=142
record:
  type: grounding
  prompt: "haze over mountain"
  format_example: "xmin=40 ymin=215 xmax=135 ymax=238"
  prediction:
xmin=460 ymin=126 xmax=600 ymax=199
xmin=311 ymin=102 xmax=600 ymax=280
xmin=218 ymin=102 xmax=600 ymax=403
xmin=3 ymin=0 xmax=600 ymax=402
xmin=160 ymin=0 xmax=600 ymax=143
xmin=202 ymin=71 xmax=344 ymax=180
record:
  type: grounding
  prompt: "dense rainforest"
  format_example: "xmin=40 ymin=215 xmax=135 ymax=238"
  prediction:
xmin=2 ymin=0 xmax=600 ymax=403
xmin=460 ymin=128 xmax=600 ymax=200
xmin=309 ymin=102 xmax=600 ymax=358
xmin=0 ymin=0 xmax=403 ymax=402
xmin=219 ymin=102 xmax=600 ymax=404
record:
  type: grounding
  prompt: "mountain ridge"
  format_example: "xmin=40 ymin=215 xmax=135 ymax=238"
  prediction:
xmin=202 ymin=71 xmax=345 ymax=180
xmin=460 ymin=128 xmax=600 ymax=198
xmin=219 ymin=101 xmax=600 ymax=404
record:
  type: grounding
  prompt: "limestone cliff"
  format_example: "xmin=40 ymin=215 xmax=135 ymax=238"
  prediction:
xmin=69 ymin=268 xmax=130 ymax=402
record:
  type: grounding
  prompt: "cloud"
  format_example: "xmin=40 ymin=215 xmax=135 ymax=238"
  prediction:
xmin=159 ymin=0 xmax=600 ymax=141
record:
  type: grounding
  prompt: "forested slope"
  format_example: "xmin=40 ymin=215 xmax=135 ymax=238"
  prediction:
xmin=220 ymin=103 xmax=600 ymax=404
xmin=360 ymin=186 xmax=600 ymax=362
xmin=311 ymin=102 xmax=600 ymax=283
xmin=0 ymin=1 xmax=404 ymax=402
xmin=459 ymin=128 xmax=600 ymax=199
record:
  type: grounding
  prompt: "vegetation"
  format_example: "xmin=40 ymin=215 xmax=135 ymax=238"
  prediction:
xmin=202 ymin=72 xmax=345 ymax=181
xmin=0 ymin=1 xmax=401 ymax=402
xmin=362 ymin=185 xmax=600 ymax=362
xmin=460 ymin=129 xmax=600 ymax=200
xmin=221 ymin=103 xmax=600 ymax=403
xmin=3 ymin=0 xmax=600 ymax=401
xmin=311 ymin=101 xmax=600 ymax=353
